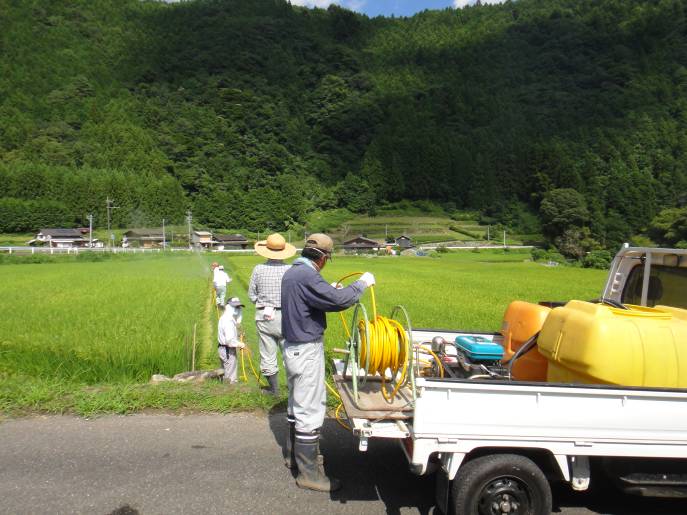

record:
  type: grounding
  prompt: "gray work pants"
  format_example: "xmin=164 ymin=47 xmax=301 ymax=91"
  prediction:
xmin=283 ymin=340 xmax=325 ymax=433
xmin=218 ymin=346 xmax=238 ymax=383
xmin=256 ymin=310 xmax=284 ymax=377
xmin=215 ymin=285 xmax=227 ymax=306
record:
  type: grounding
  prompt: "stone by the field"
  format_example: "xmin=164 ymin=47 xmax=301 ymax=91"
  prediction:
xmin=172 ymin=371 xmax=204 ymax=381
xmin=203 ymin=369 xmax=225 ymax=379
xmin=147 ymin=370 xmax=227 ymax=384
xmin=170 ymin=369 xmax=224 ymax=383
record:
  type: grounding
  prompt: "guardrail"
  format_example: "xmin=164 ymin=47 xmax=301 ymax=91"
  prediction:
xmin=0 ymin=246 xmax=283 ymax=255
xmin=0 ymin=246 xmax=169 ymax=255
xmin=0 ymin=244 xmax=533 ymax=256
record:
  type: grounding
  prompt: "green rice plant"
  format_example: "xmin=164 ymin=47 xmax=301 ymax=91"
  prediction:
xmin=0 ymin=254 xmax=210 ymax=384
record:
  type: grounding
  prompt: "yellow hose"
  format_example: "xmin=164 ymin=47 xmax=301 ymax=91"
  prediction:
xmin=416 ymin=345 xmax=444 ymax=378
xmin=242 ymin=342 xmax=267 ymax=387
xmin=325 ymin=380 xmax=351 ymax=430
xmin=336 ymin=273 xmax=410 ymax=402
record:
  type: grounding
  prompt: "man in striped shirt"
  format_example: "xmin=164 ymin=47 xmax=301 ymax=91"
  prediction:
xmin=249 ymin=233 xmax=296 ymax=395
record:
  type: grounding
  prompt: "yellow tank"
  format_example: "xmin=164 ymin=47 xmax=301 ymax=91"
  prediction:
xmin=657 ymin=305 xmax=687 ymax=322
xmin=538 ymin=300 xmax=687 ymax=387
xmin=500 ymin=301 xmax=551 ymax=381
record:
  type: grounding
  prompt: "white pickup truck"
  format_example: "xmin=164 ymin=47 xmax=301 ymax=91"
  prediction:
xmin=333 ymin=246 xmax=687 ymax=515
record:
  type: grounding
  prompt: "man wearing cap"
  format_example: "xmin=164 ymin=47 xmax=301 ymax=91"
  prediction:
xmin=217 ymin=297 xmax=246 ymax=384
xmin=248 ymin=233 xmax=296 ymax=395
xmin=213 ymin=264 xmax=231 ymax=306
xmin=281 ymin=233 xmax=375 ymax=492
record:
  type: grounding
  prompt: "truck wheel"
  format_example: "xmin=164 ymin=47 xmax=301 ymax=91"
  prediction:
xmin=451 ymin=454 xmax=552 ymax=515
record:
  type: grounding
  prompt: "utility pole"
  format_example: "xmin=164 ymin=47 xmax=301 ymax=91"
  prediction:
xmin=105 ymin=197 xmax=119 ymax=249
xmin=162 ymin=218 xmax=166 ymax=250
xmin=385 ymin=224 xmax=388 ymax=241
xmin=503 ymin=230 xmax=506 ymax=248
xmin=487 ymin=225 xmax=490 ymax=243
xmin=186 ymin=210 xmax=192 ymax=250
xmin=87 ymin=213 xmax=93 ymax=248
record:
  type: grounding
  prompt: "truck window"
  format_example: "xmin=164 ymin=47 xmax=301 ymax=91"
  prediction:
xmin=622 ymin=264 xmax=687 ymax=309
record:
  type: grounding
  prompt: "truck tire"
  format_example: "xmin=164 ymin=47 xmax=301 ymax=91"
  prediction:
xmin=451 ymin=454 xmax=552 ymax=515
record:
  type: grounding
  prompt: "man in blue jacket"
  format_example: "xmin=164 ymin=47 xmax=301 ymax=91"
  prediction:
xmin=281 ymin=233 xmax=375 ymax=492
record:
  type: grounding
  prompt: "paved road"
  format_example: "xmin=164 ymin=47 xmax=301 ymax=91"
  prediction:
xmin=0 ymin=413 xmax=684 ymax=515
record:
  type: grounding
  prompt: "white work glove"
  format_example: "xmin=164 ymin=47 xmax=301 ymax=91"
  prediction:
xmin=236 ymin=341 xmax=246 ymax=349
xmin=359 ymin=272 xmax=376 ymax=288
xmin=330 ymin=282 xmax=343 ymax=289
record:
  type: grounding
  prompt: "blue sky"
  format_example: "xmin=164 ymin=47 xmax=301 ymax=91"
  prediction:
xmin=289 ymin=1 xmax=507 ymax=18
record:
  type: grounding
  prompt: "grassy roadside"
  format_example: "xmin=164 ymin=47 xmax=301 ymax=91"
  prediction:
xmin=0 ymin=375 xmax=275 ymax=419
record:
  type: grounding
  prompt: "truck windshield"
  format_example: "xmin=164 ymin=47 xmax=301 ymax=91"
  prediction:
xmin=622 ymin=264 xmax=687 ymax=309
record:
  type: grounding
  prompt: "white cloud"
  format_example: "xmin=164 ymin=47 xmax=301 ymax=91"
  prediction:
xmin=346 ymin=0 xmax=367 ymax=11
xmin=453 ymin=0 xmax=508 ymax=8
xmin=289 ymin=0 xmax=366 ymax=10
xmin=289 ymin=0 xmax=340 ymax=7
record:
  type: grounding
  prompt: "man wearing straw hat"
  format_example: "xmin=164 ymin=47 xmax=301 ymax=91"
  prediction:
xmin=249 ymin=233 xmax=296 ymax=395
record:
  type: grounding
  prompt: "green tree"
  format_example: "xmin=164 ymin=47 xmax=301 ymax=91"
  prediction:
xmin=539 ymin=188 xmax=590 ymax=240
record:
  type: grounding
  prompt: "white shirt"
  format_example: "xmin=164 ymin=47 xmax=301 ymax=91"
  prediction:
xmin=217 ymin=310 xmax=240 ymax=347
xmin=213 ymin=270 xmax=231 ymax=288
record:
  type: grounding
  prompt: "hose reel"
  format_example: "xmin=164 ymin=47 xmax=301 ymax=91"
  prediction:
xmin=336 ymin=273 xmax=417 ymax=403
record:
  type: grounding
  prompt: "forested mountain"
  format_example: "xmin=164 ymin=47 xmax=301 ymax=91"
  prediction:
xmin=1 ymin=0 xmax=686 ymax=250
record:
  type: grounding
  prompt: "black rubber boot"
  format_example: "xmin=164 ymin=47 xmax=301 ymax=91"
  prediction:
xmin=284 ymin=418 xmax=296 ymax=469
xmin=294 ymin=432 xmax=341 ymax=492
xmin=266 ymin=374 xmax=279 ymax=396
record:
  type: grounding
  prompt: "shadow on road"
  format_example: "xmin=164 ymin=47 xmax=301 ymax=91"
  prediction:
xmin=267 ymin=408 xmax=437 ymax=514
xmin=552 ymin=480 xmax=687 ymax=515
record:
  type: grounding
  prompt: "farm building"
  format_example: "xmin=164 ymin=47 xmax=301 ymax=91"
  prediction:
xmin=343 ymin=236 xmax=381 ymax=254
xmin=29 ymin=228 xmax=88 ymax=248
xmin=214 ymin=234 xmax=250 ymax=249
xmin=122 ymin=230 xmax=164 ymax=248
xmin=192 ymin=230 xmax=213 ymax=249
xmin=395 ymin=235 xmax=414 ymax=249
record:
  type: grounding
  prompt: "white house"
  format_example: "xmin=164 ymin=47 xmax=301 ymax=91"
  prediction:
xmin=29 ymin=229 xmax=88 ymax=248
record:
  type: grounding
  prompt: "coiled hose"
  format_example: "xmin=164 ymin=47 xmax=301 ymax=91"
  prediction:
xmin=335 ymin=273 xmax=411 ymax=402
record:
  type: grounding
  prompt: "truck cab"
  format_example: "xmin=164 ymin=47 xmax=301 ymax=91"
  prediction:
xmin=604 ymin=246 xmax=687 ymax=309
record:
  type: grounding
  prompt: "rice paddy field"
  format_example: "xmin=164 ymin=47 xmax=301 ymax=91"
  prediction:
xmin=1 ymin=250 xmax=606 ymax=416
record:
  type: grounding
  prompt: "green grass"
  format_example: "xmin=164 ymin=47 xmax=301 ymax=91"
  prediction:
xmin=0 ymin=233 xmax=34 ymax=246
xmin=1 ymin=250 xmax=606 ymax=416
xmin=0 ymin=254 xmax=209 ymax=383
xmin=0 ymin=254 xmax=270 ymax=416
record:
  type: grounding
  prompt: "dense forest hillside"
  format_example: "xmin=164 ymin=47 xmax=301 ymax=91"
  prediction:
xmin=1 ymin=0 xmax=686 ymax=251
